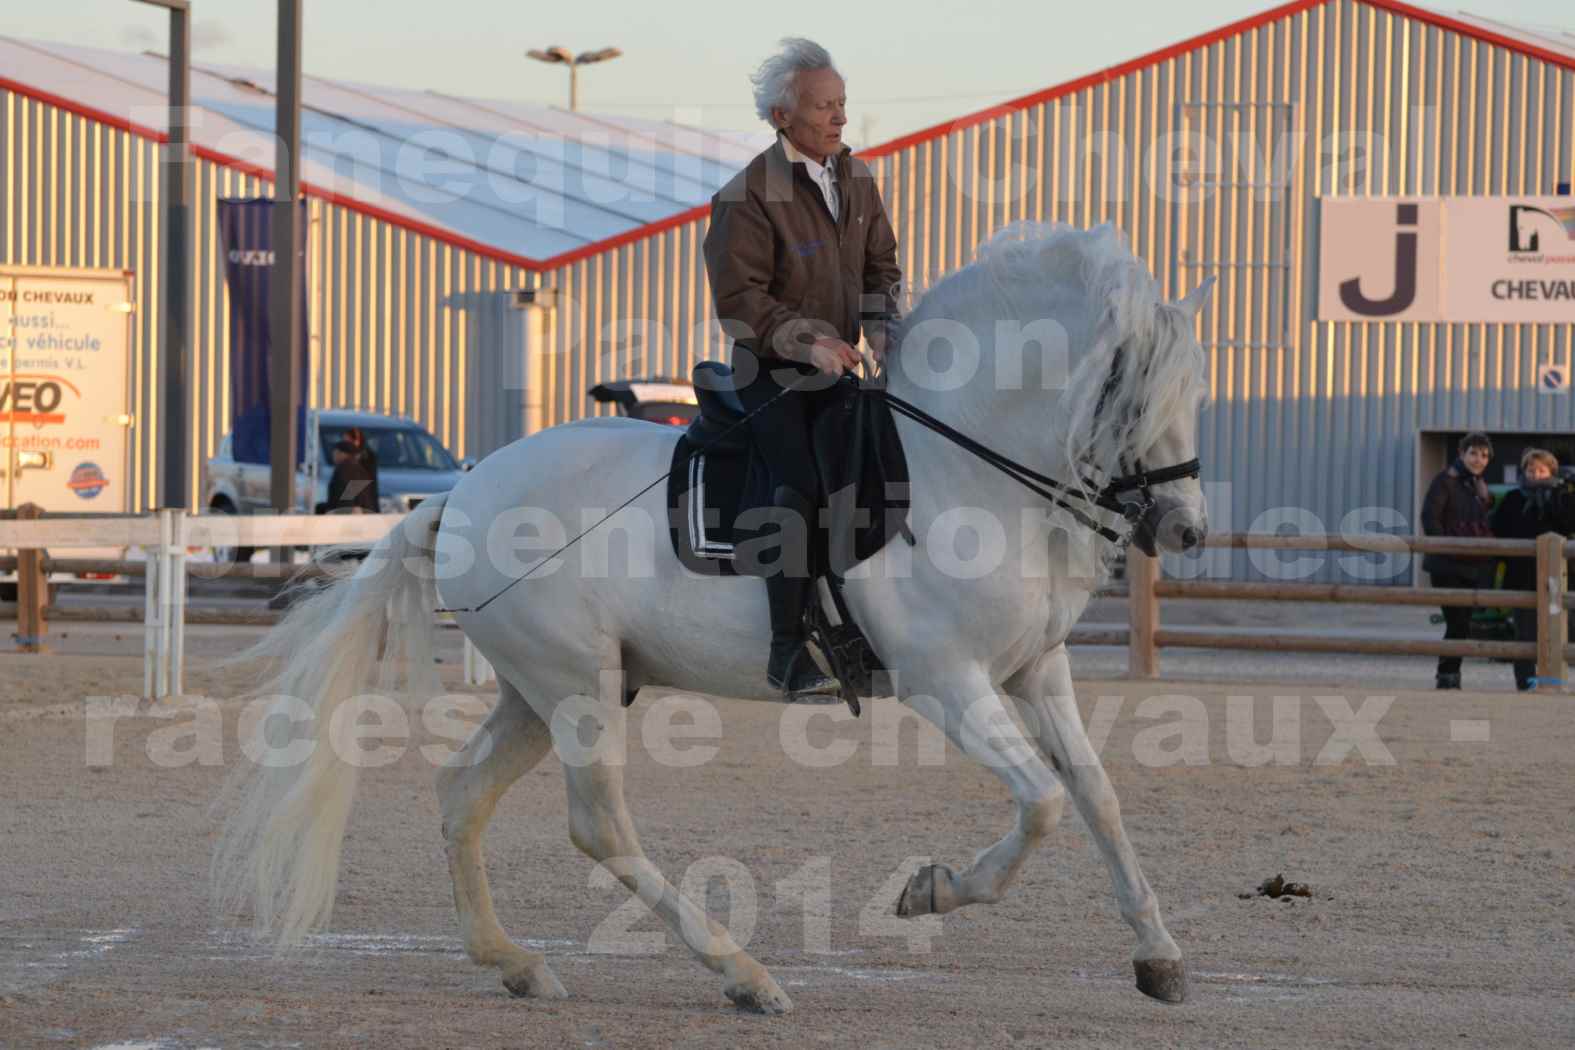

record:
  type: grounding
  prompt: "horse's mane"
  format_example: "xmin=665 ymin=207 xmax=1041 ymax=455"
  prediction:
xmin=899 ymin=222 xmax=1206 ymax=497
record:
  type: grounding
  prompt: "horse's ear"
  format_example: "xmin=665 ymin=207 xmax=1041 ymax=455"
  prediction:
xmin=1177 ymin=275 xmax=1217 ymax=319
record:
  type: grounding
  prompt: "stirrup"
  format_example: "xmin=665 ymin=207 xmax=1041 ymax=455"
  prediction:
xmin=767 ymin=643 xmax=838 ymax=697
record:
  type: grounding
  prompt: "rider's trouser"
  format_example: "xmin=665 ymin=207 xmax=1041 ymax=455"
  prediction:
xmin=730 ymin=347 xmax=844 ymax=644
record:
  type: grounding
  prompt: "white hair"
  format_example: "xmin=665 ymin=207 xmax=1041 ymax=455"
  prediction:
xmin=749 ymin=37 xmax=840 ymax=125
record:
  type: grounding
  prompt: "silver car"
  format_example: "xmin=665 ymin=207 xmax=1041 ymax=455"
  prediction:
xmin=203 ymin=408 xmax=470 ymax=560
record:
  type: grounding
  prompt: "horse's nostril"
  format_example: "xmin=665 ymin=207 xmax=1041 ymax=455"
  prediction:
xmin=1180 ymin=526 xmax=1200 ymax=549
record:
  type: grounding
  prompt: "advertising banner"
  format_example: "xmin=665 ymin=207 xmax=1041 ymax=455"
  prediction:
xmin=0 ymin=268 xmax=133 ymax=513
xmin=1319 ymin=196 xmax=1575 ymax=323
xmin=217 ymin=198 xmax=307 ymax=464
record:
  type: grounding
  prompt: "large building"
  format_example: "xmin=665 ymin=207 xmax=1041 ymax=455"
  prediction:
xmin=3 ymin=0 xmax=1574 ymax=580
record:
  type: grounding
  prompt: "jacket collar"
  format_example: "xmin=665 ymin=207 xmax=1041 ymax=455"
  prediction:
xmin=766 ymin=133 xmax=851 ymax=198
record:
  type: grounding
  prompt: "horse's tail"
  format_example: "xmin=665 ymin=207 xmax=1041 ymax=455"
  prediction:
xmin=212 ymin=494 xmax=449 ymax=949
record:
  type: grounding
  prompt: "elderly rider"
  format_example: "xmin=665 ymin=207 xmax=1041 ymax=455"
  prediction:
xmin=703 ymin=37 xmax=903 ymax=695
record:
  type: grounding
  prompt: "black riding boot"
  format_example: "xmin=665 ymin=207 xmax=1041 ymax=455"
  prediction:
xmin=765 ymin=574 xmax=837 ymax=695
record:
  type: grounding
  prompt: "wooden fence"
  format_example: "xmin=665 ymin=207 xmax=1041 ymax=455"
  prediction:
xmin=4 ymin=506 xmax=1571 ymax=695
xmin=1126 ymin=532 xmax=1573 ymax=690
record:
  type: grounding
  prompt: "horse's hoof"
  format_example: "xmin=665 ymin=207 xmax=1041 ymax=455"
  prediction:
xmin=724 ymin=975 xmax=794 ymax=1015
xmin=1133 ymin=957 xmax=1187 ymax=1003
xmin=502 ymin=965 xmax=568 ymax=1000
xmin=895 ymin=863 xmax=953 ymax=918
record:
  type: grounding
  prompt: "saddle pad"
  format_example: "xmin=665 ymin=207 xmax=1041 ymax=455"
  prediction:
xmin=666 ymin=381 xmax=912 ymax=579
xmin=666 ymin=438 xmax=766 ymax=577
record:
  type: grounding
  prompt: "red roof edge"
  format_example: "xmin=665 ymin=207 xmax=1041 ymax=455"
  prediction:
xmin=859 ymin=0 xmax=1575 ymax=160
xmin=858 ymin=0 xmax=1327 ymax=159
xmin=1363 ymin=0 xmax=1575 ymax=72
xmin=8 ymin=1 xmax=1575 ymax=271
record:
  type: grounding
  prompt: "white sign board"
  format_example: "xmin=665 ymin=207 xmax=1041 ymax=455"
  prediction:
xmin=1319 ymin=196 xmax=1575 ymax=323
xmin=0 ymin=268 xmax=135 ymax=514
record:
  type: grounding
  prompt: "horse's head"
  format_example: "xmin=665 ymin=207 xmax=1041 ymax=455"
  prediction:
xmin=1122 ymin=278 xmax=1213 ymax=557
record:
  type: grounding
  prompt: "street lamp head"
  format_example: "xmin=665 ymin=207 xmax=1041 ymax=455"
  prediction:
xmin=526 ymin=46 xmax=573 ymax=64
xmin=575 ymin=47 xmax=623 ymax=65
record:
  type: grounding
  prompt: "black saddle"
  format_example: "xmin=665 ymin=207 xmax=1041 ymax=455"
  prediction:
xmin=666 ymin=362 xmax=913 ymax=708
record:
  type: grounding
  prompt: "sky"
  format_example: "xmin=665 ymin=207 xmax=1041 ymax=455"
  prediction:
xmin=5 ymin=0 xmax=1574 ymax=146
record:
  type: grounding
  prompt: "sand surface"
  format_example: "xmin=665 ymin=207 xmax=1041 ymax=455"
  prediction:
xmin=1 ymin=650 xmax=1573 ymax=1048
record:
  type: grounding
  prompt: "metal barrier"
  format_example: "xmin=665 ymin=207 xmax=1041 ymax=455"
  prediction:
xmin=1 ymin=504 xmax=405 ymax=698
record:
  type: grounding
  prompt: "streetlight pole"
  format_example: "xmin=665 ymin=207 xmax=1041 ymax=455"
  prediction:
xmin=525 ymin=46 xmax=622 ymax=112
xmin=270 ymin=0 xmax=303 ymax=526
xmin=131 ymin=0 xmax=191 ymax=511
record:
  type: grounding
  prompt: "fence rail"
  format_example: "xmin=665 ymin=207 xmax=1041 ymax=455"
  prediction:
xmin=4 ymin=508 xmax=1571 ymax=696
xmin=1 ymin=505 xmax=412 ymax=696
xmin=1129 ymin=531 xmax=1570 ymax=690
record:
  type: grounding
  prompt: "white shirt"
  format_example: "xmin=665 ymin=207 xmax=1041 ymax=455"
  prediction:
xmin=781 ymin=135 xmax=840 ymax=221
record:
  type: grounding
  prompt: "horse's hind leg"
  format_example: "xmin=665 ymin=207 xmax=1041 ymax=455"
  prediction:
xmin=436 ymin=677 xmax=566 ymax=999
xmin=552 ymin=695 xmax=793 ymax=1014
xmin=1011 ymin=645 xmax=1185 ymax=1003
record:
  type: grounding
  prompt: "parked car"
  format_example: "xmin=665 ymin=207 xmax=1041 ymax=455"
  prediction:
xmin=588 ymin=378 xmax=698 ymax=425
xmin=202 ymin=408 xmax=471 ymax=561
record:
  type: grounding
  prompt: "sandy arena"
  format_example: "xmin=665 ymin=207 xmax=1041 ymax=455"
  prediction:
xmin=2 ymin=642 xmax=1573 ymax=1049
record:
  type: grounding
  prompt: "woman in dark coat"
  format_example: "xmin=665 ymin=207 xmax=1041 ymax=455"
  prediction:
xmin=324 ymin=428 xmax=379 ymax=514
xmin=1420 ymin=432 xmax=1495 ymax=689
xmin=1490 ymin=448 xmax=1575 ymax=691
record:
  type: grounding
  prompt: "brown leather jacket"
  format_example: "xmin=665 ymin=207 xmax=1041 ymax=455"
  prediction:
xmin=703 ymin=135 xmax=902 ymax=364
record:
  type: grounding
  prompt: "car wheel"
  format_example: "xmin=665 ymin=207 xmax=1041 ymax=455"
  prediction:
xmin=210 ymin=501 xmax=255 ymax=564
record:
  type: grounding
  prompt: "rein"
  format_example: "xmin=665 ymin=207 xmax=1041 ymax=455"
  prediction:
xmin=874 ymin=384 xmax=1201 ymax=547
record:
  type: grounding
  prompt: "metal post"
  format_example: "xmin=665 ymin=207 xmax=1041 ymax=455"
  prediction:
xmin=569 ymin=62 xmax=578 ymax=112
xmin=161 ymin=2 xmax=192 ymax=512
xmin=270 ymin=0 xmax=304 ymax=526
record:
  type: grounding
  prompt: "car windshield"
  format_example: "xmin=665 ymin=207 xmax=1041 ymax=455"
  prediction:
xmin=320 ymin=425 xmax=457 ymax=470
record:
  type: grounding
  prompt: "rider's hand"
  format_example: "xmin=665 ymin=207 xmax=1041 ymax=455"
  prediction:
xmin=808 ymin=337 xmax=862 ymax=377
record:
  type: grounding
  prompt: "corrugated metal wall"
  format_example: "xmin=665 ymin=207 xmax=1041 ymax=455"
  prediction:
xmin=862 ymin=0 xmax=1575 ymax=580
xmin=4 ymin=0 xmax=1573 ymax=584
xmin=0 ymin=86 xmax=554 ymax=509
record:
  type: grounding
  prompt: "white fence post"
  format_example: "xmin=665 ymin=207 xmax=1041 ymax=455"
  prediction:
xmin=142 ymin=538 xmax=160 ymax=699
xmin=463 ymin=637 xmax=495 ymax=686
xmin=171 ymin=511 xmax=189 ymax=697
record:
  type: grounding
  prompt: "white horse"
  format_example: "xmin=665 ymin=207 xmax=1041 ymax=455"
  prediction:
xmin=214 ymin=223 xmax=1213 ymax=1014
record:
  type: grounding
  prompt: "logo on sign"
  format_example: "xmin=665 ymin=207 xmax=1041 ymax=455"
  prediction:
xmin=1537 ymin=364 xmax=1569 ymax=394
xmin=1338 ymin=203 xmax=1419 ymax=317
xmin=68 ymin=461 xmax=110 ymax=499
xmin=228 ymin=249 xmax=276 ymax=266
xmin=1508 ymin=204 xmax=1575 ymax=253
xmin=0 ymin=374 xmax=79 ymax=426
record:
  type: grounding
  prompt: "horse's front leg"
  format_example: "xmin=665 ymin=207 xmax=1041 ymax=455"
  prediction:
xmin=893 ymin=668 xmax=1065 ymax=917
xmin=1007 ymin=644 xmax=1186 ymax=1003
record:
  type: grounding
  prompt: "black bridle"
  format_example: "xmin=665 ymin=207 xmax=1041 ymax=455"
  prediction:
xmin=875 ymin=347 xmax=1202 ymax=546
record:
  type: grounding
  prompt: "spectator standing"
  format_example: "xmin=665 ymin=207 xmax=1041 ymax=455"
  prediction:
xmin=323 ymin=430 xmax=379 ymax=515
xmin=1489 ymin=448 xmax=1575 ymax=690
xmin=1420 ymin=432 xmax=1495 ymax=689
